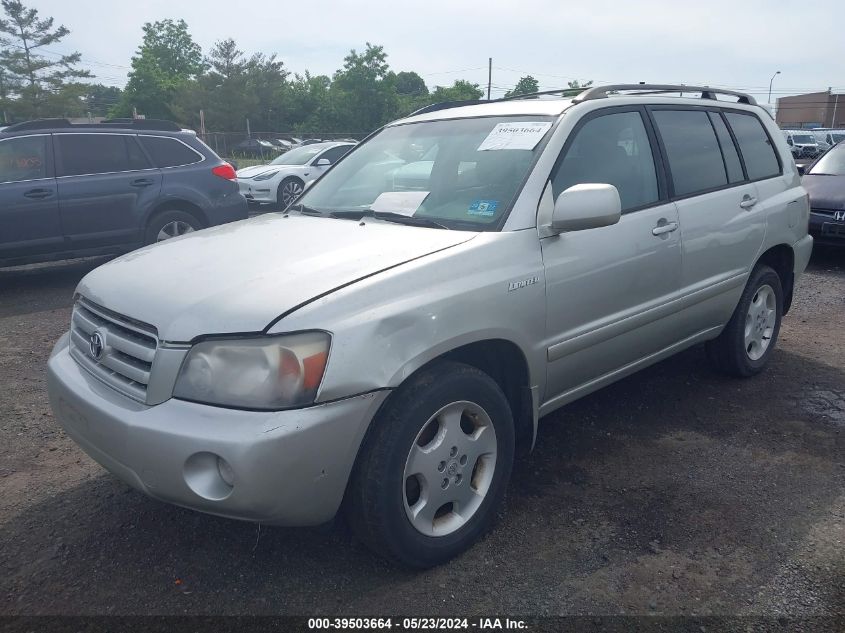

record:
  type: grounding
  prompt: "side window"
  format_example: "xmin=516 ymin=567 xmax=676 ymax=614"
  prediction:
xmin=0 ymin=135 xmax=49 ymax=183
xmin=138 ymin=136 xmax=202 ymax=168
xmin=708 ymin=112 xmax=744 ymax=183
xmin=57 ymin=134 xmax=132 ymax=177
xmin=724 ymin=113 xmax=780 ymax=180
xmin=126 ymin=136 xmax=152 ymax=171
xmin=551 ymin=111 xmax=659 ymax=211
xmin=652 ymin=110 xmax=727 ymax=196
xmin=317 ymin=145 xmax=352 ymax=165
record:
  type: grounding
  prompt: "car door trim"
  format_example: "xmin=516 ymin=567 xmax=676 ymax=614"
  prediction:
xmin=546 ymin=271 xmax=746 ymax=362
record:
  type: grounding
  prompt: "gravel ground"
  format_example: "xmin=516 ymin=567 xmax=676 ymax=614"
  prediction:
xmin=0 ymin=248 xmax=843 ymax=617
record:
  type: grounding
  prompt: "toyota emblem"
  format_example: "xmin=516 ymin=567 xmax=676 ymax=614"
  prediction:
xmin=89 ymin=330 xmax=105 ymax=361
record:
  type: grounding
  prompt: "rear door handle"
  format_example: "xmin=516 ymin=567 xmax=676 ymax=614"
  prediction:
xmin=23 ymin=188 xmax=53 ymax=199
xmin=740 ymin=196 xmax=758 ymax=209
xmin=652 ymin=221 xmax=678 ymax=236
xmin=130 ymin=178 xmax=155 ymax=187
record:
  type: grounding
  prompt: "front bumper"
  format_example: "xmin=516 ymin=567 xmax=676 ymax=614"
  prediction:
xmin=809 ymin=211 xmax=845 ymax=244
xmin=237 ymin=180 xmax=276 ymax=205
xmin=47 ymin=333 xmax=388 ymax=525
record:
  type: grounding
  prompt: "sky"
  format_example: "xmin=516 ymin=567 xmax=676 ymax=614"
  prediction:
xmin=29 ymin=0 xmax=845 ymax=103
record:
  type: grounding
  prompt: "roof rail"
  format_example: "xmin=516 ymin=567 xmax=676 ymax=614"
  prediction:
xmin=2 ymin=118 xmax=183 ymax=133
xmin=571 ymin=84 xmax=757 ymax=105
xmin=499 ymin=88 xmax=582 ymax=101
xmin=408 ymin=100 xmax=487 ymax=117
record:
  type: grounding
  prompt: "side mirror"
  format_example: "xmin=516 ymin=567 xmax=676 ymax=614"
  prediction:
xmin=797 ymin=164 xmax=806 ymax=176
xmin=551 ymin=183 xmax=622 ymax=233
xmin=315 ymin=158 xmax=331 ymax=167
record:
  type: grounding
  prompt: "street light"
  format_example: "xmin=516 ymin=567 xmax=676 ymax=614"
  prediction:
xmin=768 ymin=70 xmax=781 ymax=104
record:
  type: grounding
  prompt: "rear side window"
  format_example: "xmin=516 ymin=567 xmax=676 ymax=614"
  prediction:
xmin=138 ymin=136 xmax=203 ymax=168
xmin=652 ymin=110 xmax=727 ymax=196
xmin=0 ymin=135 xmax=49 ymax=183
xmin=724 ymin=113 xmax=780 ymax=180
xmin=708 ymin=113 xmax=744 ymax=183
xmin=56 ymin=134 xmax=146 ymax=176
xmin=551 ymin=111 xmax=659 ymax=211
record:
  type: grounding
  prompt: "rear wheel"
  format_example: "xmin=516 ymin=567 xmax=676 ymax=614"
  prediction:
xmin=277 ymin=177 xmax=304 ymax=209
xmin=347 ymin=361 xmax=514 ymax=568
xmin=706 ymin=264 xmax=783 ymax=377
xmin=144 ymin=210 xmax=203 ymax=245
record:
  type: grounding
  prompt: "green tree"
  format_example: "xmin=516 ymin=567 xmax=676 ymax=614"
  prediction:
xmin=394 ymin=71 xmax=428 ymax=97
xmin=114 ymin=18 xmax=203 ymax=119
xmin=0 ymin=0 xmax=91 ymax=118
xmin=504 ymin=75 xmax=539 ymax=98
xmin=429 ymin=79 xmax=483 ymax=103
xmin=82 ymin=83 xmax=122 ymax=117
xmin=331 ymin=43 xmax=398 ymax=134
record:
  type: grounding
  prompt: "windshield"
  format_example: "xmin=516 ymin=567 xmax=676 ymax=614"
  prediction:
xmin=832 ymin=133 xmax=845 ymax=144
xmin=808 ymin=143 xmax=845 ymax=175
xmin=793 ymin=134 xmax=815 ymax=144
xmin=270 ymin=145 xmax=324 ymax=165
xmin=296 ymin=116 xmax=554 ymax=230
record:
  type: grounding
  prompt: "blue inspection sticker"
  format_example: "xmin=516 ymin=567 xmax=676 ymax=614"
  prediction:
xmin=467 ymin=200 xmax=499 ymax=217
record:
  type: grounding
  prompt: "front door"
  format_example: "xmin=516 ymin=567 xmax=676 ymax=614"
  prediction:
xmin=0 ymin=134 xmax=63 ymax=261
xmin=541 ymin=108 xmax=683 ymax=405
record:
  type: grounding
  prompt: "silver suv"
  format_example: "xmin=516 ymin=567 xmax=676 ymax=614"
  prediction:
xmin=47 ymin=84 xmax=813 ymax=568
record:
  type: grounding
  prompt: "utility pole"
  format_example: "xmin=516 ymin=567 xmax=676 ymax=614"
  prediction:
xmin=767 ymin=70 xmax=780 ymax=104
xmin=246 ymin=117 xmax=251 ymax=138
xmin=487 ymin=58 xmax=492 ymax=101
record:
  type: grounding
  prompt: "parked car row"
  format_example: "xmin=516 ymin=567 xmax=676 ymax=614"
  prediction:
xmin=782 ymin=127 xmax=845 ymax=160
xmin=230 ymin=136 xmax=357 ymax=159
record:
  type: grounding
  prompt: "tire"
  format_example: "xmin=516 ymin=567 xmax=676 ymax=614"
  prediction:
xmin=347 ymin=361 xmax=515 ymax=568
xmin=706 ymin=264 xmax=783 ymax=377
xmin=144 ymin=210 xmax=203 ymax=245
xmin=277 ymin=177 xmax=304 ymax=210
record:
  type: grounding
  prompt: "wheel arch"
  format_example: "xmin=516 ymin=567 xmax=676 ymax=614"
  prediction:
xmin=754 ymin=243 xmax=795 ymax=314
xmin=145 ymin=199 xmax=208 ymax=231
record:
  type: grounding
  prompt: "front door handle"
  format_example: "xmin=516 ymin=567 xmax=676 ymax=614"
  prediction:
xmin=739 ymin=196 xmax=758 ymax=209
xmin=130 ymin=178 xmax=155 ymax=187
xmin=23 ymin=188 xmax=53 ymax=199
xmin=652 ymin=221 xmax=679 ymax=236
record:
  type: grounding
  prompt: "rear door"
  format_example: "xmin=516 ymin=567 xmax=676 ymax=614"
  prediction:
xmin=55 ymin=133 xmax=161 ymax=250
xmin=649 ymin=107 xmax=767 ymax=335
xmin=0 ymin=134 xmax=63 ymax=261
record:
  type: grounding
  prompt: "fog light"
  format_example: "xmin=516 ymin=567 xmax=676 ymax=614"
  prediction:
xmin=217 ymin=456 xmax=235 ymax=486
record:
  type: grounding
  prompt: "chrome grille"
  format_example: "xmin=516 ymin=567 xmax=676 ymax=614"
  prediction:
xmin=68 ymin=298 xmax=158 ymax=403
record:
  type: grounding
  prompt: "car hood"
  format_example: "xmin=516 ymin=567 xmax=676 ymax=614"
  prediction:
xmin=802 ymin=174 xmax=845 ymax=209
xmin=77 ymin=214 xmax=477 ymax=342
xmin=236 ymin=164 xmax=279 ymax=178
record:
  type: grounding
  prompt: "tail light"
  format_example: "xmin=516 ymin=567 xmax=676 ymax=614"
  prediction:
xmin=212 ymin=163 xmax=237 ymax=180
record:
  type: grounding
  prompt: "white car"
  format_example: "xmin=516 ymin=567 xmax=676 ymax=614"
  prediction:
xmin=236 ymin=141 xmax=355 ymax=209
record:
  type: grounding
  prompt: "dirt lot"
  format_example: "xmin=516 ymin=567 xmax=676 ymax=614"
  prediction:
xmin=0 ymin=249 xmax=843 ymax=617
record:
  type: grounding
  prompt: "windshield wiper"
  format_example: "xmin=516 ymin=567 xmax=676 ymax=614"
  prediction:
xmin=287 ymin=202 xmax=328 ymax=216
xmin=329 ymin=209 xmax=450 ymax=230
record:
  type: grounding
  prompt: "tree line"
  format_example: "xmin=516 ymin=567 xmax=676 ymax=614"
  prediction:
xmin=0 ymin=1 xmax=588 ymax=136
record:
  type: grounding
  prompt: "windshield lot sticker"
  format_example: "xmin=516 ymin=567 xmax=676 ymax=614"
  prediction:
xmin=371 ymin=191 xmax=430 ymax=216
xmin=477 ymin=121 xmax=553 ymax=151
xmin=468 ymin=200 xmax=498 ymax=216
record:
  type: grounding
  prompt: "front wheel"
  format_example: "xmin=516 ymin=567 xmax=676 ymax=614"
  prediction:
xmin=277 ymin=177 xmax=304 ymax=209
xmin=706 ymin=264 xmax=783 ymax=377
xmin=347 ymin=361 xmax=515 ymax=568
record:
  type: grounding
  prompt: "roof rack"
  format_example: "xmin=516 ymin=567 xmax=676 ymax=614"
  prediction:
xmin=571 ymin=84 xmax=757 ymax=105
xmin=408 ymin=100 xmax=488 ymax=117
xmin=499 ymin=88 xmax=582 ymax=101
xmin=2 ymin=118 xmax=184 ymax=133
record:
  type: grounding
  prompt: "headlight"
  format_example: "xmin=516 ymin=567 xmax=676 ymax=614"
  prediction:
xmin=252 ymin=170 xmax=280 ymax=181
xmin=173 ymin=332 xmax=331 ymax=409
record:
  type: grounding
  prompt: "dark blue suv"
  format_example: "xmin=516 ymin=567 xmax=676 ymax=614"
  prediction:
xmin=0 ymin=118 xmax=248 ymax=266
